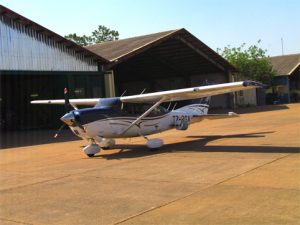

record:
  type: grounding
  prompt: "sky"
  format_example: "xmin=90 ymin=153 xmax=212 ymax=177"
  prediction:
xmin=1 ymin=0 xmax=299 ymax=56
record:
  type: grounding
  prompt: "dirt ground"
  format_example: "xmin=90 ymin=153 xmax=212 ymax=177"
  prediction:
xmin=0 ymin=104 xmax=299 ymax=225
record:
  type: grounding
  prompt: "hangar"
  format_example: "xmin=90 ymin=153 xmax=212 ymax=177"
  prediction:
xmin=0 ymin=5 xmax=107 ymax=131
xmin=266 ymin=53 xmax=300 ymax=103
xmin=86 ymin=29 xmax=236 ymax=108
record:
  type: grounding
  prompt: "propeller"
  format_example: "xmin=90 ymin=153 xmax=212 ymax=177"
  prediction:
xmin=64 ymin=87 xmax=72 ymax=113
xmin=54 ymin=87 xmax=86 ymax=138
xmin=54 ymin=87 xmax=71 ymax=138
xmin=54 ymin=123 xmax=66 ymax=138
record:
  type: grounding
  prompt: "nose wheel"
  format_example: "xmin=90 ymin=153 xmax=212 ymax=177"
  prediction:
xmin=83 ymin=139 xmax=101 ymax=157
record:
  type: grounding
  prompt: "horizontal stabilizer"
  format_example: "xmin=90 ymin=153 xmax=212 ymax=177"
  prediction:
xmin=193 ymin=112 xmax=239 ymax=120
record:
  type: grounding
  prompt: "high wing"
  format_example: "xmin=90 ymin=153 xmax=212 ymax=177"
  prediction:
xmin=31 ymin=98 xmax=99 ymax=106
xmin=31 ymin=81 xmax=262 ymax=106
xmin=120 ymin=81 xmax=262 ymax=103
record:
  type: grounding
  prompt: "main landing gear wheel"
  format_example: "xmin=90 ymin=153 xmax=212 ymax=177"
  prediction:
xmin=147 ymin=138 xmax=164 ymax=150
xmin=87 ymin=154 xmax=95 ymax=157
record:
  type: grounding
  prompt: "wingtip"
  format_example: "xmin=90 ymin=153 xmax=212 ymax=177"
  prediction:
xmin=242 ymin=80 xmax=264 ymax=87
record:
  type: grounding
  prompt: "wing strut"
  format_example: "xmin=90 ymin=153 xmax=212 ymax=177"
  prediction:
xmin=119 ymin=97 xmax=166 ymax=135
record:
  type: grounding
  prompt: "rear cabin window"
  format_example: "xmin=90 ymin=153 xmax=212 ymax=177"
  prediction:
xmin=121 ymin=103 xmax=168 ymax=116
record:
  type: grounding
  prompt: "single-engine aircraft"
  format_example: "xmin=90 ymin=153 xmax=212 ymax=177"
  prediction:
xmin=31 ymin=81 xmax=262 ymax=157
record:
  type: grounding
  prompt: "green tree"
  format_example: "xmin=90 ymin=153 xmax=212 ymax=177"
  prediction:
xmin=64 ymin=33 xmax=92 ymax=46
xmin=91 ymin=25 xmax=119 ymax=43
xmin=64 ymin=25 xmax=119 ymax=46
xmin=217 ymin=41 xmax=276 ymax=84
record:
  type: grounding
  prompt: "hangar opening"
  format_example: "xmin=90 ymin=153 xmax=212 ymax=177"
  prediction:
xmin=87 ymin=29 xmax=237 ymax=109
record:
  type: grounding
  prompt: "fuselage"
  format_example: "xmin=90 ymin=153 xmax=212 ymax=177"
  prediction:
xmin=63 ymin=103 xmax=209 ymax=140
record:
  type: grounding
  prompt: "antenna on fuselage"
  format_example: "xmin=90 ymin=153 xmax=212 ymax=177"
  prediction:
xmin=120 ymin=90 xmax=127 ymax=97
xmin=140 ymin=89 xmax=146 ymax=94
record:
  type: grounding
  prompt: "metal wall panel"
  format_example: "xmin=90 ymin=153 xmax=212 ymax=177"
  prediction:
xmin=0 ymin=16 xmax=98 ymax=71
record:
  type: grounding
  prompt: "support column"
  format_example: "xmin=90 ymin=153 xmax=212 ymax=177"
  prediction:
xmin=104 ymin=70 xmax=116 ymax=97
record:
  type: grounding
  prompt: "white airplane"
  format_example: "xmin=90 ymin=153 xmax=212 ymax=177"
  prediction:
xmin=31 ymin=81 xmax=262 ymax=157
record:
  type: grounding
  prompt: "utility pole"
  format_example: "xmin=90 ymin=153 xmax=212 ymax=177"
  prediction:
xmin=281 ymin=38 xmax=284 ymax=55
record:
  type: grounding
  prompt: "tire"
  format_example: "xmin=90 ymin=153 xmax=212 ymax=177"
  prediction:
xmin=87 ymin=154 xmax=95 ymax=157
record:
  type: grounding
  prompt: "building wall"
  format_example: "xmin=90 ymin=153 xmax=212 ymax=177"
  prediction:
xmin=232 ymin=74 xmax=258 ymax=107
xmin=236 ymin=89 xmax=257 ymax=106
xmin=0 ymin=16 xmax=98 ymax=71
xmin=290 ymin=67 xmax=300 ymax=102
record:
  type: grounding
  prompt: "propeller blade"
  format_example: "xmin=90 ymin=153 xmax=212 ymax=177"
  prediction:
xmin=64 ymin=87 xmax=71 ymax=113
xmin=64 ymin=88 xmax=78 ymax=111
xmin=54 ymin=124 xmax=66 ymax=138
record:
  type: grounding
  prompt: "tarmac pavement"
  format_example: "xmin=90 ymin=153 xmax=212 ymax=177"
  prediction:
xmin=0 ymin=104 xmax=299 ymax=225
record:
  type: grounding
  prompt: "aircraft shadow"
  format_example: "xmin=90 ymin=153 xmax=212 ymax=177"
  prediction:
xmin=210 ymin=104 xmax=289 ymax=114
xmin=98 ymin=132 xmax=300 ymax=160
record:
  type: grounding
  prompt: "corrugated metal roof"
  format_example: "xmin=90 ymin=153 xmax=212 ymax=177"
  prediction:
xmin=86 ymin=30 xmax=180 ymax=61
xmin=0 ymin=5 xmax=108 ymax=64
xmin=86 ymin=28 xmax=236 ymax=72
xmin=267 ymin=53 xmax=300 ymax=75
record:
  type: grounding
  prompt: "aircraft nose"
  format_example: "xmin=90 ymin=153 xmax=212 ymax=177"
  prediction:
xmin=60 ymin=112 xmax=75 ymax=126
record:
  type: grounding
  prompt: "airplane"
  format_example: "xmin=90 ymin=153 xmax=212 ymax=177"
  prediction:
xmin=31 ymin=80 xmax=262 ymax=157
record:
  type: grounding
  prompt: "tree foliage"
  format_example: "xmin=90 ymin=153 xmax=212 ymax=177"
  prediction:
xmin=217 ymin=41 xmax=276 ymax=84
xmin=64 ymin=25 xmax=119 ymax=46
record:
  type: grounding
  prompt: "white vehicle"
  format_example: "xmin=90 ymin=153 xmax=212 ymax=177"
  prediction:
xmin=31 ymin=81 xmax=262 ymax=157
